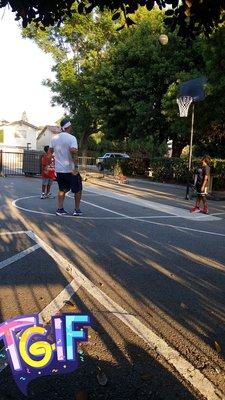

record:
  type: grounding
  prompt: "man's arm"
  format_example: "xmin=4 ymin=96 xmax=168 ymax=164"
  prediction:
xmin=69 ymin=147 xmax=77 ymax=154
xmin=69 ymin=135 xmax=78 ymax=173
xmin=70 ymin=147 xmax=79 ymax=174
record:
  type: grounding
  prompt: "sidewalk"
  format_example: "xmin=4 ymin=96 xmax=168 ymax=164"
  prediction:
xmin=84 ymin=171 xmax=225 ymax=201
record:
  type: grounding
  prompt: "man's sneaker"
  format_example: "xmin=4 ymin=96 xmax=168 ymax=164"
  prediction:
xmin=46 ymin=193 xmax=55 ymax=199
xmin=41 ymin=193 xmax=46 ymax=199
xmin=73 ymin=209 xmax=82 ymax=216
xmin=202 ymin=207 xmax=209 ymax=214
xmin=56 ymin=208 xmax=68 ymax=216
xmin=190 ymin=206 xmax=200 ymax=213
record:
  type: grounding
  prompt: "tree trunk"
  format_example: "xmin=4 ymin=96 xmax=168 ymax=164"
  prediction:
xmin=79 ymin=130 xmax=90 ymax=156
xmin=172 ymin=141 xmax=186 ymax=158
xmin=79 ymin=130 xmax=91 ymax=168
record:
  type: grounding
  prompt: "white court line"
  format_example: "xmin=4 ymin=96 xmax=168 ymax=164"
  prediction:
xmin=0 ymin=230 xmax=29 ymax=236
xmin=12 ymin=195 xmax=180 ymax=220
xmin=0 ymin=244 xmax=40 ymax=271
xmin=80 ymin=199 xmax=182 ymax=220
xmin=211 ymin=212 xmax=225 ymax=216
xmin=85 ymin=186 xmax=221 ymax=221
xmin=12 ymin=197 xmax=128 ymax=219
xmin=135 ymin=218 xmax=225 ymax=238
xmin=11 ymin=195 xmax=225 ymax=237
xmin=26 ymin=230 xmax=224 ymax=400
xmin=39 ymin=279 xmax=81 ymax=323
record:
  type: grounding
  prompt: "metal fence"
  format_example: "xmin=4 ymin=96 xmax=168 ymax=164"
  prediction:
xmin=0 ymin=150 xmax=97 ymax=176
xmin=0 ymin=150 xmax=43 ymax=176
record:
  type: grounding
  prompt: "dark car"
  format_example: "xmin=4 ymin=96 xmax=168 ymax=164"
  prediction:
xmin=96 ymin=152 xmax=129 ymax=171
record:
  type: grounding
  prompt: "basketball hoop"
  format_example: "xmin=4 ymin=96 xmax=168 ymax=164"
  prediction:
xmin=176 ymin=96 xmax=193 ymax=117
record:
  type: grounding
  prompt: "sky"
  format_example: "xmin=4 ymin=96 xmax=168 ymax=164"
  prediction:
xmin=0 ymin=9 xmax=64 ymax=127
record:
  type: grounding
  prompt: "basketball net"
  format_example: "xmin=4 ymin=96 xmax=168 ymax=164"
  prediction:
xmin=176 ymin=96 xmax=193 ymax=117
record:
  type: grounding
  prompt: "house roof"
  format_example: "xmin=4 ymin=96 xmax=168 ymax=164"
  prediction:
xmin=37 ymin=125 xmax=60 ymax=141
xmin=0 ymin=119 xmax=9 ymax=125
xmin=9 ymin=120 xmax=39 ymax=129
xmin=0 ymin=120 xmax=39 ymax=129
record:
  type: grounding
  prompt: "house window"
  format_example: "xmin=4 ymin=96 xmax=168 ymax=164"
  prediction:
xmin=0 ymin=130 xmax=4 ymax=143
xmin=15 ymin=130 xmax=27 ymax=139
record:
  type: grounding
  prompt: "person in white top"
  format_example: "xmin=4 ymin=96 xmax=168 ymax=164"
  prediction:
xmin=49 ymin=119 xmax=83 ymax=216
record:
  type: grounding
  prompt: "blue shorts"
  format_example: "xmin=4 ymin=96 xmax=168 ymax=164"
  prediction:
xmin=56 ymin=173 xmax=82 ymax=194
xmin=42 ymin=178 xmax=53 ymax=186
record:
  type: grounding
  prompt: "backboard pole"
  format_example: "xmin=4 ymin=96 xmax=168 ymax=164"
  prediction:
xmin=185 ymin=103 xmax=195 ymax=200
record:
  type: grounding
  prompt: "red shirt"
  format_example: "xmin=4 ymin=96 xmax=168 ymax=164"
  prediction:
xmin=41 ymin=154 xmax=55 ymax=179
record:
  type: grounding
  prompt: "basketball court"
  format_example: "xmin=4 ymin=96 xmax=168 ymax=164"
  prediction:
xmin=1 ymin=175 xmax=225 ymax=399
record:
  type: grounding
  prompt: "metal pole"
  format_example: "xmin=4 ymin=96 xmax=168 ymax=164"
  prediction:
xmin=185 ymin=103 xmax=195 ymax=200
xmin=0 ymin=150 xmax=2 ymax=175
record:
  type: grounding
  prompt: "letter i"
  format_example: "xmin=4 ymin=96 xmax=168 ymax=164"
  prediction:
xmin=53 ymin=317 xmax=66 ymax=362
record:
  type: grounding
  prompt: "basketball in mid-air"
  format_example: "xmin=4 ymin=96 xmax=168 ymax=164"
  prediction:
xmin=159 ymin=34 xmax=168 ymax=45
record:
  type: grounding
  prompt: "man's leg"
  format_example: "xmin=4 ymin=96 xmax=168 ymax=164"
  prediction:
xmin=71 ymin=173 xmax=83 ymax=215
xmin=75 ymin=191 xmax=82 ymax=210
xmin=58 ymin=191 xmax=66 ymax=209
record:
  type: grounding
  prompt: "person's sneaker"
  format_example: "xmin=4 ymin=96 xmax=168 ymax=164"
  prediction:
xmin=46 ymin=193 xmax=55 ymax=199
xmin=190 ymin=206 xmax=200 ymax=213
xmin=73 ymin=209 xmax=82 ymax=216
xmin=41 ymin=193 xmax=46 ymax=199
xmin=76 ymin=209 xmax=82 ymax=215
xmin=202 ymin=207 xmax=209 ymax=214
xmin=56 ymin=208 xmax=68 ymax=216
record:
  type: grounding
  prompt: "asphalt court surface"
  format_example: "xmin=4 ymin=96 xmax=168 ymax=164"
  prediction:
xmin=0 ymin=231 xmax=73 ymax=323
xmin=1 ymin=176 xmax=225 ymax=399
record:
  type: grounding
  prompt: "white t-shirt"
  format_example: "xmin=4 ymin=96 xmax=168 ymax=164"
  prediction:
xmin=50 ymin=131 xmax=78 ymax=173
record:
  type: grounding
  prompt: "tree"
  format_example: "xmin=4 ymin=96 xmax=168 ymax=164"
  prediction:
xmin=2 ymin=1 xmax=225 ymax=38
xmin=23 ymin=9 xmax=117 ymax=154
xmin=90 ymin=9 xmax=204 ymax=154
xmin=162 ymin=23 xmax=225 ymax=157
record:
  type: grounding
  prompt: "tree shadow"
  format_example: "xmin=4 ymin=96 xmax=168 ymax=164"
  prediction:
xmin=1 ymin=176 xmax=225 ymax=398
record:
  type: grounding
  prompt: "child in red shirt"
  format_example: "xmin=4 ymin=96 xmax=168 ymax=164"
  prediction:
xmin=41 ymin=145 xmax=55 ymax=199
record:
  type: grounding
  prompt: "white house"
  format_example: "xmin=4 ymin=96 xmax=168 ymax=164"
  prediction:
xmin=36 ymin=125 xmax=60 ymax=150
xmin=0 ymin=115 xmax=39 ymax=151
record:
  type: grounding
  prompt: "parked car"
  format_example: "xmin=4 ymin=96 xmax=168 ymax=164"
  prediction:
xmin=96 ymin=152 xmax=130 ymax=171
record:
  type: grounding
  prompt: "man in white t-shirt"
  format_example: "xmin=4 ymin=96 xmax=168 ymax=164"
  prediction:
xmin=49 ymin=119 xmax=82 ymax=216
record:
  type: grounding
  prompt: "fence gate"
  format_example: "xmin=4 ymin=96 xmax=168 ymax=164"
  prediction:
xmin=0 ymin=150 xmax=42 ymax=176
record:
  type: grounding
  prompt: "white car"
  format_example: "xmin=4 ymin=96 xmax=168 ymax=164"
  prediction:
xmin=96 ymin=152 xmax=130 ymax=171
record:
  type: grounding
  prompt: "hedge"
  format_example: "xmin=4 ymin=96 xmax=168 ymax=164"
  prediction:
xmin=109 ymin=157 xmax=225 ymax=191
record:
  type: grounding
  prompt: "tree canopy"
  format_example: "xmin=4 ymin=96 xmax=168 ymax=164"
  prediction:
xmin=23 ymin=5 xmax=225 ymax=157
xmin=2 ymin=0 xmax=225 ymax=38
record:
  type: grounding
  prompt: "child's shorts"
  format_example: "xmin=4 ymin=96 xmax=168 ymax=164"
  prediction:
xmin=42 ymin=178 xmax=53 ymax=186
xmin=196 ymin=184 xmax=207 ymax=196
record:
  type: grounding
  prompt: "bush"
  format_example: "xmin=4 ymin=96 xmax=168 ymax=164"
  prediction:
xmin=148 ymin=158 xmax=191 ymax=183
xmin=210 ymin=159 xmax=225 ymax=190
xmin=109 ymin=156 xmax=225 ymax=191
xmin=110 ymin=158 xmax=150 ymax=176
